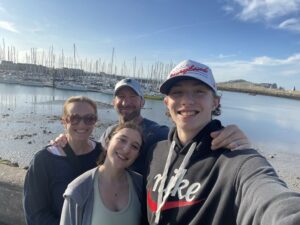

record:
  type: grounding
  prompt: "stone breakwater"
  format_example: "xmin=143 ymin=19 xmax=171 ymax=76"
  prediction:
xmin=0 ymin=163 xmax=26 ymax=225
xmin=218 ymin=83 xmax=300 ymax=100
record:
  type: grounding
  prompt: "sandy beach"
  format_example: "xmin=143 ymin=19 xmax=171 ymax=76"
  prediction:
xmin=0 ymin=101 xmax=299 ymax=192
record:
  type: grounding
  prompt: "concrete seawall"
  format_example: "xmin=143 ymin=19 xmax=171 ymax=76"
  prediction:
xmin=0 ymin=164 xmax=26 ymax=225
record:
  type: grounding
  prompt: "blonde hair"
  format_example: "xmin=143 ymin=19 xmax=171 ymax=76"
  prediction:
xmin=62 ymin=96 xmax=97 ymax=119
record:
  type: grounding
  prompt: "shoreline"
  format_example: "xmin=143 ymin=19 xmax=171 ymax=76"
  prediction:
xmin=218 ymin=83 xmax=300 ymax=101
xmin=1 ymin=80 xmax=299 ymax=102
xmin=1 ymin=69 xmax=300 ymax=101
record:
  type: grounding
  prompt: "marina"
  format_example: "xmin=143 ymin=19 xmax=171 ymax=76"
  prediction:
xmin=0 ymin=60 xmax=165 ymax=99
xmin=1 ymin=60 xmax=300 ymax=101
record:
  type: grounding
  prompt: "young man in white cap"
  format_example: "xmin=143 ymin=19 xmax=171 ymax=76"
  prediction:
xmin=146 ymin=59 xmax=300 ymax=225
xmin=100 ymin=78 xmax=251 ymax=175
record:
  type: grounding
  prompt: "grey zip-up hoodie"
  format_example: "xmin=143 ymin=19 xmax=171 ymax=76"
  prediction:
xmin=60 ymin=167 xmax=146 ymax=225
xmin=146 ymin=119 xmax=300 ymax=225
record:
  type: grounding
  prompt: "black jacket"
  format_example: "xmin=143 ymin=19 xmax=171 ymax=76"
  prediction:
xmin=146 ymin=120 xmax=300 ymax=225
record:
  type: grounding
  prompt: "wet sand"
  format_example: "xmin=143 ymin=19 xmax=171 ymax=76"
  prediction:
xmin=0 ymin=108 xmax=299 ymax=192
xmin=259 ymin=150 xmax=300 ymax=192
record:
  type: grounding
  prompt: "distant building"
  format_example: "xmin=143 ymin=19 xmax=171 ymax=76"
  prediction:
xmin=259 ymin=83 xmax=278 ymax=89
xmin=0 ymin=60 xmax=14 ymax=70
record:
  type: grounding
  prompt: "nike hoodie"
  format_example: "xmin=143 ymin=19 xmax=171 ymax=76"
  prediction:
xmin=146 ymin=120 xmax=300 ymax=225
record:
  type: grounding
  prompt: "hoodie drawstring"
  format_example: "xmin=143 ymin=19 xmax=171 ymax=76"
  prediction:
xmin=155 ymin=141 xmax=197 ymax=224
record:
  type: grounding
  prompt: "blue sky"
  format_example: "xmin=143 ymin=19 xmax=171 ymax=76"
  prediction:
xmin=0 ymin=0 xmax=300 ymax=89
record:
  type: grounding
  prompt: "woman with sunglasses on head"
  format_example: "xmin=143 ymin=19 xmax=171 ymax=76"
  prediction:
xmin=23 ymin=96 xmax=101 ymax=225
xmin=60 ymin=122 xmax=146 ymax=225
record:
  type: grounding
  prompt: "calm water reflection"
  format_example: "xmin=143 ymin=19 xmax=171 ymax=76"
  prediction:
xmin=220 ymin=91 xmax=300 ymax=153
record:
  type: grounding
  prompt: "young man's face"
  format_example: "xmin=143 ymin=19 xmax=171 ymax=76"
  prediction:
xmin=113 ymin=86 xmax=145 ymax=122
xmin=164 ymin=79 xmax=219 ymax=135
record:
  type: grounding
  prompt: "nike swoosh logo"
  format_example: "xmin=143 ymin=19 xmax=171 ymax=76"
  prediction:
xmin=147 ymin=190 xmax=205 ymax=212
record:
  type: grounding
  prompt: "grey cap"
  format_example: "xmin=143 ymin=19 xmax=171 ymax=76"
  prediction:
xmin=114 ymin=78 xmax=144 ymax=98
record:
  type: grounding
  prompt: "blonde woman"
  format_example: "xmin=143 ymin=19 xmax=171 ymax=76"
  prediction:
xmin=23 ymin=96 xmax=101 ymax=225
xmin=60 ymin=122 xmax=146 ymax=225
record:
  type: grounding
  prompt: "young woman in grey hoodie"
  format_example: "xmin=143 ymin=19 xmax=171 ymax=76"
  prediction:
xmin=60 ymin=122 xmax=147 ymax=225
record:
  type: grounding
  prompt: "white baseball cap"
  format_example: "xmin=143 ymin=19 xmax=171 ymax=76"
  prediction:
xmin=114 ymin=78 xmax=144 ymax=98
xmin=159 ymin=59 xmax=217 ymax=94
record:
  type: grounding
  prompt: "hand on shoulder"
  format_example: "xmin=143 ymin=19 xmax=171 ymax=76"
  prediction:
xmin=210 ymin=125 xmax=252 ymax=150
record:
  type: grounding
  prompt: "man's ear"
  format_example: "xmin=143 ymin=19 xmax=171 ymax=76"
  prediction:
xmin=141 ymin=97 xmax=145 ymax=107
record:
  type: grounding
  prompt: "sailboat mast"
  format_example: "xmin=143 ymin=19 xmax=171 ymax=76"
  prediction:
xmin=133 ymin=56 xmax=136 ymax=78
xmin=110 ymin=47 xmax=115 ymax=75
xmin=73 ymin=43 xmax=76 ymax=69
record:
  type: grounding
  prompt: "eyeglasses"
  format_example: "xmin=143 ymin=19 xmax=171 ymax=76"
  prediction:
xmin=65 ymin=114 xmax=97 ymax=126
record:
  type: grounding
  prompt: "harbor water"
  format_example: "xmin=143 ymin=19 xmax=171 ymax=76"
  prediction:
xmin=0 ymin=83 xmax=300 ymax=168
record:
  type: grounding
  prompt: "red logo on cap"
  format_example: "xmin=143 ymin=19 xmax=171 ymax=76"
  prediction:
xmin=170 ymin=65 xmax=208 ymax=78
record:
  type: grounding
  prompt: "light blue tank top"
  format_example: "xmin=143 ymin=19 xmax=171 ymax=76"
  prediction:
xmin=91 ymin=171 xmax=141 ymax=225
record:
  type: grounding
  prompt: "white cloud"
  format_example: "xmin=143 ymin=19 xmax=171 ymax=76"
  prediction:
xmin=224 ymin=0 xmax=300 ymax=33
xmin=0 ymin=21 xmax=19 ymax=33
xmin=218 ymin=53 xmax=236 ymax=59
xmin=278 ymin=18 xmax=300 ymax=32
xmin=207 ymin=53 xmax=300 ymax=89
xmin=285 ymin=53 xmax=300 ymax=62
xmin=222 ymin=5 xmax=234 ymax=14
xmin=222 ymin=0 xmax=300 ymax=33
xmin=228 ymin=0 xmax=300 ymax=21
xmin=252 ymin=56 xmax=279 ymax=65
xmin=251 ymin=54 xmax=300 ymax=65
xmin=210 ymin=60 xmax=254 ymax=81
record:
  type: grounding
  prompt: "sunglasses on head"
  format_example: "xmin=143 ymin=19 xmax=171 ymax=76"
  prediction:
xmin=65 ymin=114 xmax=97 ymax=125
